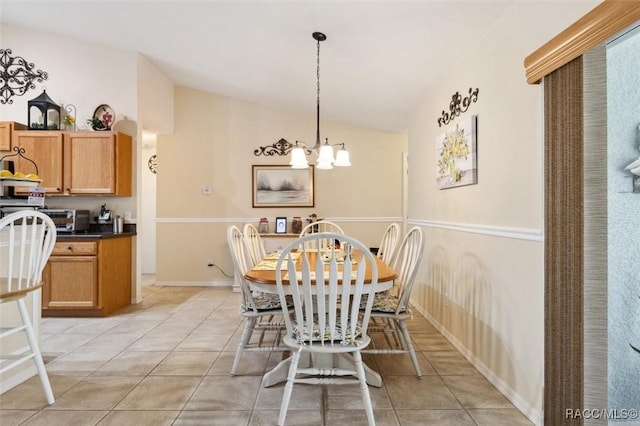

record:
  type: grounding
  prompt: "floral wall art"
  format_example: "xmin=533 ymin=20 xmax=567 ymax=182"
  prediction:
xmin=436 ymin=115 xmax=477 ymax=189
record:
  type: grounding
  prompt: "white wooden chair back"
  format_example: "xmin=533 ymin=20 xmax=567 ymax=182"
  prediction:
xmin=0 ymin=210 xmax=56 ymax=300
xmin=392 ymin=226 xmax=424 ymax=314
xmin=227 ymin=225 xmax=259 ymax=313
xmin=275 ymin=232 xmax=378 ymax=348
xmin=298 ymin=220 xmax=344 ymax=251
xmin=243 ymin=223 xmax=266 ymax=266
xmin=376 ymin=223 xmax=400 ymax=264
xmin=0 ymin=210 xmax=57 ymax=405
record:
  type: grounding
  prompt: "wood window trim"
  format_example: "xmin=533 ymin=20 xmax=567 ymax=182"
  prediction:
xmin=524 ymin=0 xmax=640 ymax=84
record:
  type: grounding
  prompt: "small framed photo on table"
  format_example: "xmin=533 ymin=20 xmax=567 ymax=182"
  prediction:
xmin=275 ymin=217 xmax=287 ymax=234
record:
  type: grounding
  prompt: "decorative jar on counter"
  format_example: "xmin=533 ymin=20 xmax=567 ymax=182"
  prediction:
xmin=292 ymin=216 xmax=303 ymax=234
xmin=258 ymin=217 xmax=269 ymax=234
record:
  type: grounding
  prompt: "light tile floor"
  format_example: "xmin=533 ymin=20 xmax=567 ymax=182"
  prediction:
xmin=1 ymin=283 xmax=533 ymax=425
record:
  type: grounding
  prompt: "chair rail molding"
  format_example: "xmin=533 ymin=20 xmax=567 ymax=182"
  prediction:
xmin=409 ymin=218 xmax=543 ymax=242
xmin=156 ymin=216 xmax=403 ymax=224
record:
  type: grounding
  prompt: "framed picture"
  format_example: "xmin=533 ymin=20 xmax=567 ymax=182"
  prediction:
xmin=252 ymin=165 xmax=315 ymax=208
xmin=436 ymin=115 xmax=478 ymax=189
xmin=275 ymin=217 xmax=287 ymax=234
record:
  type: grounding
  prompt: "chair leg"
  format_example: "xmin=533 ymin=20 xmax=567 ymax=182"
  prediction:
xmin=397 ymin=319 xmax=422 ymax=379
xmin=353 ymin=350 xmax=376 ymax=426
xmin=231 ymin=317 xmax=257 ymax=376
xmin=17 ymin=299 xmax=55 ymax=405
xmin=382 ymin=318 xmax=399 ymax=347
xmin=278 ymin=347 xmax=301 ymax=426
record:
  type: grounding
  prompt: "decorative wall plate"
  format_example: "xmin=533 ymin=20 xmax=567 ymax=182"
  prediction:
xmin=92 ymin=104 xmax=115 ymax=130
xmin=148 ymin=154 xmax=157 ymax=174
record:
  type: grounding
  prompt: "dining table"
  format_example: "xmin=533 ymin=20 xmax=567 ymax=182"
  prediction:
xmin=245 ymin=249 xmax=397 ymax=388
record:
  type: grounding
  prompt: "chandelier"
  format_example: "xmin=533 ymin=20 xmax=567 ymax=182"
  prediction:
xmin=254 ymin=32 xmax=351 ymax=170
xmin=289 ymin=32 xmax=351 ymax=169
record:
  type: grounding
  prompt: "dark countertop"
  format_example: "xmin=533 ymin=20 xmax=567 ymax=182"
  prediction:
xmin=56 ymin=224 xmax=137 ymax=240
xmin=56 ymin=230 xmax=136 ymax=240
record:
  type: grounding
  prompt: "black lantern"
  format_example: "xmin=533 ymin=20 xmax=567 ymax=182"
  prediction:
xmin=27 ymin=89 xmax=60 ymax=130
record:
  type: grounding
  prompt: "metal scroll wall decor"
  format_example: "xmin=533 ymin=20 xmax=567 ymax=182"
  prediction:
xmin=254 ymin=138 xmax=304 ymax=157
xmin=0 ymin=49 xmax=49 ymax=105
xmin=437 ymin=87 xmax=479 ymax=127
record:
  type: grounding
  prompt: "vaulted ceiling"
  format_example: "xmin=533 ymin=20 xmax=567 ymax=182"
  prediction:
xmin=1 ymin=1 xmax=597 ymax=133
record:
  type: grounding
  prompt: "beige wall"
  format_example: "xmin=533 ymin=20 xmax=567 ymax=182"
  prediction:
xmin=156 ymin=86 xmax=406 ymax=285
xmin=406 ymin=2 xmax=598 ymax=424
xmin=137 ymin=55 xmax=175 ymax=135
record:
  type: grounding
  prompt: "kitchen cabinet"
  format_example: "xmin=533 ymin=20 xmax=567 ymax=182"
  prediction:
xmin=11 ymin=130 xmax=132 ymax=196
xmin=0 ymin=121 xmax=27 ymax=152
xmin=64 ymin=132 xmax=132 ymax=195
xmin=10 ymin=131 xmax=64 ymax=194
xmin=42 ymin=235 xmax=132 ymax=317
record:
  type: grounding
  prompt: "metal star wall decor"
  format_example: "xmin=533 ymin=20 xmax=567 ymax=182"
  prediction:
xmin=0 ymin=49 xmax=49 ymax=104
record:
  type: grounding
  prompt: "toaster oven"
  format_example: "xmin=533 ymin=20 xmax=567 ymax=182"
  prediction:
xmin=39 ymin=209 xmax=90 ymax=233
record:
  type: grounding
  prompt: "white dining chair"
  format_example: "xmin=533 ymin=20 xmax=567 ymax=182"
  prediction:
xmin=362 ymin=226 xmax=425 ymax=378
xmin=298 ymin=220 xmax=344 ymax=251
xmin=227 ymin=225 xmax=289 ymax=376
xmin=0 ymin=210 xmax=57 ymax=405
xmin=376 ymin=223 xmax=400 ymax=264
xmin=275 ymin=232 xmax=378 ymax=426
xmin=243 ymin=223 xmax=267 ymax=266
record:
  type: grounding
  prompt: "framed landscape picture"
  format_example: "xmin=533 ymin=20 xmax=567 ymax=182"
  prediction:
xmin=252 ymin=165 xmax=315 ymax=207
xmin=436 ymin=115 xmax=478 ymax=189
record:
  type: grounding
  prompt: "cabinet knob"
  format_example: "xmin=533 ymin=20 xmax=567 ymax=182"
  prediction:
xmin=67 ymin=246 xmax=73 ymax=251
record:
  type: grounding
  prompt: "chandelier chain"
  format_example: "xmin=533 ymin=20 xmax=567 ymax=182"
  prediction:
xmin=316 ymin=37 xmax=321 ymax=108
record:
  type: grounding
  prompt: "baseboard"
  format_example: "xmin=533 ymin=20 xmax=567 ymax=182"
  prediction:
xmin=154 ymin=280 xmax=233 ymax=287
xmin=411 ymin=301 xmax=543 ymax=426
xmin=0 ymin=364 xmax=37 ymax=395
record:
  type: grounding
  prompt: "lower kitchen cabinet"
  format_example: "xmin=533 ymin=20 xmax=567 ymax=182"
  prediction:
xmin=42 ymin=236 xmax=132 ymax=317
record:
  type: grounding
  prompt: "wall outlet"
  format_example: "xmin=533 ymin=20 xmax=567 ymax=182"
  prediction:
xmin=124 ymin=211 xmax=132 ymax=221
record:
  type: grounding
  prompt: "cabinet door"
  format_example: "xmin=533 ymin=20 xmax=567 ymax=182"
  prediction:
xmin=64 ymin=132 xmax=116 ymax=194
xmin=0 ymin=122 xmax=11 ymax=151
xmin=43 ymin=256 xmax=98 ymax=308
xmin=0 ymin=121 xmax=27 ymax=152
xmin=12 ymin=131 xmax=64 ymax=194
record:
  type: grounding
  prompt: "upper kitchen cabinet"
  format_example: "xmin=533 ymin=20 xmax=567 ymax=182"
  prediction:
xmin=11 ymin=130 xmax=132 ymax=196
xmin=11 ymin=130 xmax=64 ymax=194
xmin=0 ymin=121 xmax=28 ymax=152
xmin=64 ymin=132 xmax=132 ymax=195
